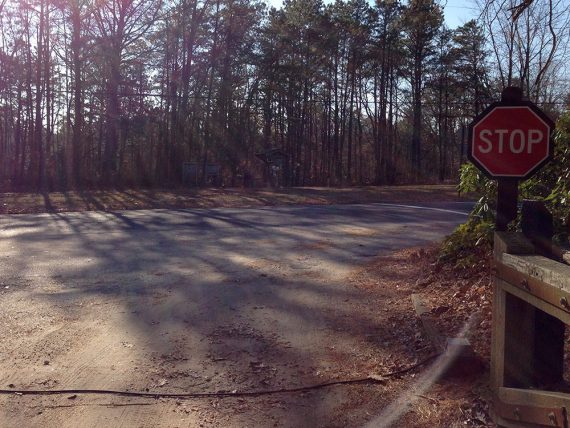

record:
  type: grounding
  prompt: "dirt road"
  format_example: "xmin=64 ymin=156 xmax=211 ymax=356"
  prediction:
xmin=0 ymin=203 xmax=469 ymax=427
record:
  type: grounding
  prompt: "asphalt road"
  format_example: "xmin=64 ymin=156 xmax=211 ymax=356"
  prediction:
xmin=0 ymin=202 xmax=471 ymax=427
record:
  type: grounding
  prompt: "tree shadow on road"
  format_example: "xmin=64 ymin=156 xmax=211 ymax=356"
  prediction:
xmin=0 ymin=205 xmax=466 ymax=426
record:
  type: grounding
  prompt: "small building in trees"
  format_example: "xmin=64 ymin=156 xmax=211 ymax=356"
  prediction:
xmin=255 ymin=148 xmax=289 ymax=187
xmin=182 ymin=162 xmax=221 ymax=187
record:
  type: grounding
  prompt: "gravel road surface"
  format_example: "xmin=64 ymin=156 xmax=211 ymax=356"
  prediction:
xmin=0 ymin=202 xmax=470 ymax=427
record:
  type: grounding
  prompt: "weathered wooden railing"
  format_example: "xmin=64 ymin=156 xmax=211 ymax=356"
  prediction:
xmin=492 ymin=227 xmax=570 ymax=427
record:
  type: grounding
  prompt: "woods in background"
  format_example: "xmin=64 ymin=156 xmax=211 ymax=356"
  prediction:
xmin=0 ymin=0 xmax=568 ymax=190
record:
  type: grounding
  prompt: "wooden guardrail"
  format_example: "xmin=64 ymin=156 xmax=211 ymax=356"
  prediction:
xmin=492 ymin=229 xmax=570 ymax=427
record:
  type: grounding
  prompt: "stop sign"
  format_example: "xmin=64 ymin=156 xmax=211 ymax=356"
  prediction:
xmin=468 ymin=102 xmax=554 ymax=179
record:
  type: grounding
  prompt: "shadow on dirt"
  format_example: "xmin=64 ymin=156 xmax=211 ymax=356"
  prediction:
xmin=0 ymin=204 xmax=468 ymax=425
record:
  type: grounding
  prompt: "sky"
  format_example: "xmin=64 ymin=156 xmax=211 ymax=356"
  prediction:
xmin=443 ymin=0 xmax=479 ymax=28
xmin=267 ymin=0 xmax=480 ymax=30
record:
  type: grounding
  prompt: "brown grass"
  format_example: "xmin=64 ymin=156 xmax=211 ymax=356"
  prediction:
xmin=0 ymin=185 xmax=470 ymax=215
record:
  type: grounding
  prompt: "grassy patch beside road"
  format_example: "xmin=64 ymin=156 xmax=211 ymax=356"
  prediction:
xmin=0 ymin=185 xmax=470 ymax=214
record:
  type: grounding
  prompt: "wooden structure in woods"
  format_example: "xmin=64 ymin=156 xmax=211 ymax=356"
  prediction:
xmin=182 ymin=162 xmax=221 ymax=186
xmin=255 ymin=148 xmax=288 ymax=187
xmin=182 ymin=162 xmax=199 ymax=186
xmin=491 ymin=202 xmax=570 ymax=427
xmin=255 ymin=148 xmax=288 ymax=168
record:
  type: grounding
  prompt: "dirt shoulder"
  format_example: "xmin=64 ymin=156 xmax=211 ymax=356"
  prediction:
xmin=338 ymin=245 xmax=494 ymax=427
xmin=0 ymin=185 xmax=470 ymax=215
xmin=0 ymin=244 xmax=494 ymax=428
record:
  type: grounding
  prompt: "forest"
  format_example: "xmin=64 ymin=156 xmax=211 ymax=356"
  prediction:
xmin=0 ymin=0 xmax=568 ymax=190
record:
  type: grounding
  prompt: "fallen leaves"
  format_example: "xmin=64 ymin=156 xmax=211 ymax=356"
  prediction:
xmin=0 ymin=186 xmax=467 ymax=215
xmin=344 ymin=244 xmax=493 ymax=427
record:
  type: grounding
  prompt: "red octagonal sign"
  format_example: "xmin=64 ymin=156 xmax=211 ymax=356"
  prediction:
xmin=468 ymin=102 xmax=554 ymax=179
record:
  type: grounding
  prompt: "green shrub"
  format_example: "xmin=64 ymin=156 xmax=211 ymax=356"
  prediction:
xmin=441 ymin=110 xmax=570 ymax=267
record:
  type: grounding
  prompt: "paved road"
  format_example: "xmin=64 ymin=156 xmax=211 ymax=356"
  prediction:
xmin=0 ymin=202 xmax=470 ymax=427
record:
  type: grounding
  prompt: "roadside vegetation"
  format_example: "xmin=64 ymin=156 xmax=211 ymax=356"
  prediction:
xmin=440 ymin=110 xmax=570 ymax=269
xmin=368 ymin=110 xmax=570 ymax=426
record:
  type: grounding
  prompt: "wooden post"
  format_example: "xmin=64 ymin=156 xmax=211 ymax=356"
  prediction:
xmin=492 ymin=232 xmax=536 ymax=390
xmin=521 ymin=200 xmax=555 ymax=258
xmin=503 ymin=292 xmax=536 ymax=388
xmin=521 ymin=200 xmax=565 ymax=388
xmin=496 ymin=179 xmax=519 ymax=231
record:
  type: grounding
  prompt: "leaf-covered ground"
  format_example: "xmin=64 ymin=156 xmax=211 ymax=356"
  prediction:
xmin=0 ymin=185 xmax=469 ymax=214
xmin=344 ymin=245 xmax=494 ymax=427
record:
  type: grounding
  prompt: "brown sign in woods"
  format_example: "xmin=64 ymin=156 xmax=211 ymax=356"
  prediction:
xmin=468 ymin=99 xmax=554 ymax=179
